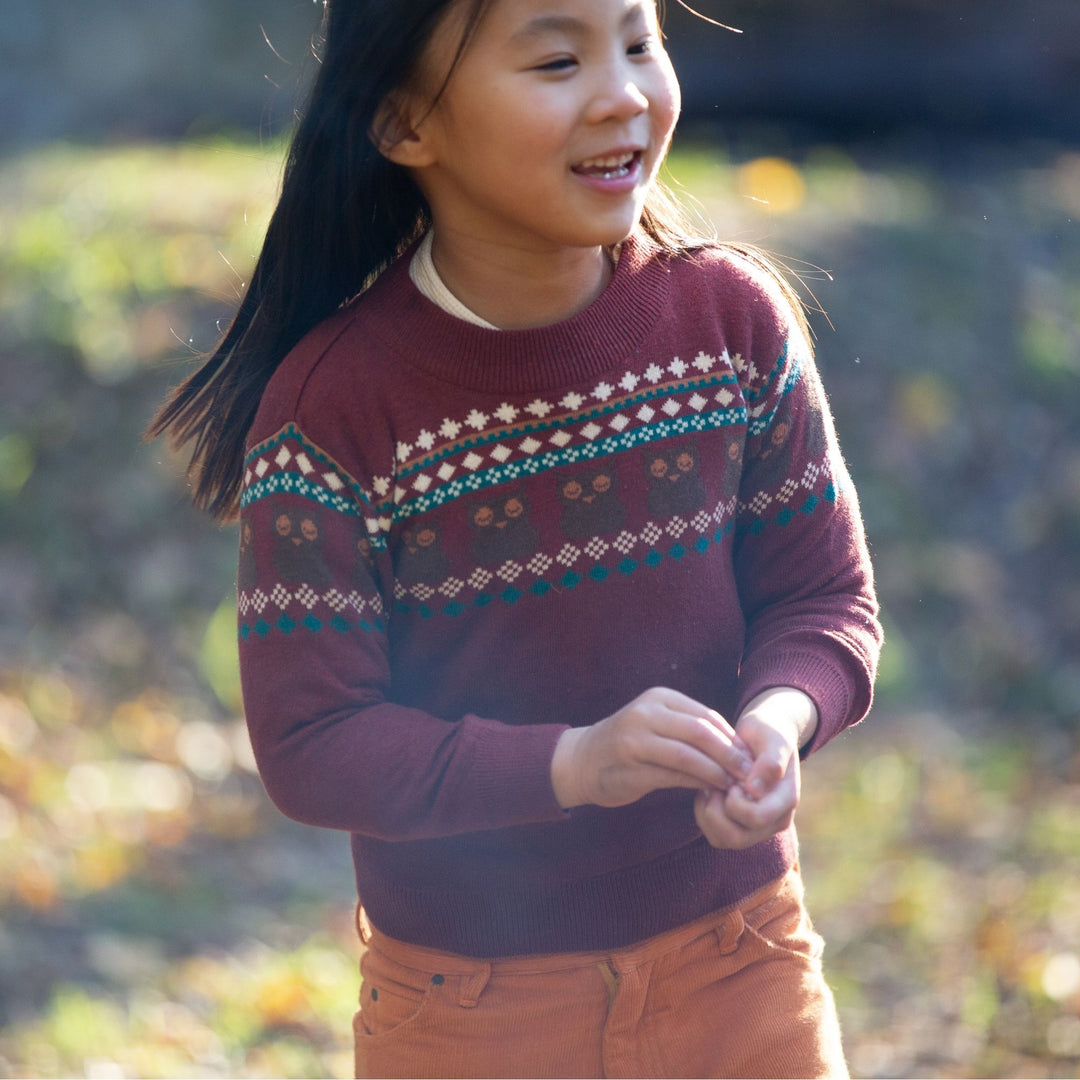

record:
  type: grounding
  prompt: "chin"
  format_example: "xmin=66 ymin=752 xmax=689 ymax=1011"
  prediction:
xmin=577 ymin=211 xmax=645 ymax=248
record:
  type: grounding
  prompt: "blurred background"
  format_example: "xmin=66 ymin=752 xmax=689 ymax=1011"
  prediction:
xmin=1 ymin=1 xmax=1078 ymax=1076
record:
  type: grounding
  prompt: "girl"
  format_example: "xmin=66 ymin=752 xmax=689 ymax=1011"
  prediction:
xmin=150 ymin=0 xmax=882 ymax=1076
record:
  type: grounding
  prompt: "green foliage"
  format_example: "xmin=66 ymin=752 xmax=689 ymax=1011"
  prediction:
xmin=5 ymin=939 xmax=356 ymax=1078
xmin=200 ymin=597 xmax=243 ymax=714
xmin=0 ymin=434 xmax=35 ymax=499
xmin=0 ymin=139 xmax=282 ymax=381
xmin=799 ymin=719 xmax=1080 ymax=1077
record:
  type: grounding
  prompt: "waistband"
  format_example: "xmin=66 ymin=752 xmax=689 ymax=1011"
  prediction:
xmin=357 ymin=866 xmax=801 ymax=979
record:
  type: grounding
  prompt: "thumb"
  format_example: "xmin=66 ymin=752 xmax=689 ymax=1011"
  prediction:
xmin=742 ymin=732 xmax=793 ymax=800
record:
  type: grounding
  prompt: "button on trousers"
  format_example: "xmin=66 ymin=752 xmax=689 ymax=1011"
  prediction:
xmin=354 ymin=868 xmax=848 ymax=1079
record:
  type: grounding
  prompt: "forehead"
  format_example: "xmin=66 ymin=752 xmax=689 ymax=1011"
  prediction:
xmin=448 ymin=0 xmax=656 ymax=53
xmin=496 ymin=0 xmax=654 ymax=31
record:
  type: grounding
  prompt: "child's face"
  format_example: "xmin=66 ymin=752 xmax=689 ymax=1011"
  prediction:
xmin=402 ymin=0 xmax=680 ymax=253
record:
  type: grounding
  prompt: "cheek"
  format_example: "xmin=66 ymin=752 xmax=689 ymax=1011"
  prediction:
xmin=490 ymin=103 xmax=571 ymax=169
xmin=650 ymin=59 xmax=681 ymax=147
xmin=443 ymin=79 xmax=567 ymax=160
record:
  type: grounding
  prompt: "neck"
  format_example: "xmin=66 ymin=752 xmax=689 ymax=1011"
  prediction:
xmin=429 ymin=230 xmax=613 ymax=330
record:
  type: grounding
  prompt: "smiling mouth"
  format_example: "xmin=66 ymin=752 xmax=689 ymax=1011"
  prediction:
xmin=573 ymin=151 xmax=641 ymax=180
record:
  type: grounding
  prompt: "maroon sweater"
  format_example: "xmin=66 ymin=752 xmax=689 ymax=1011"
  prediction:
xmin=237 ymin=233 xmax=881 ymax=957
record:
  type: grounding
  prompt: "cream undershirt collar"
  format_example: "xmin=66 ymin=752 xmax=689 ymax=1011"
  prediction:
xmin=408 ymin=232 xmax=622 ymax=332
xmin=409 ymin=232 xmax=500 ymax=330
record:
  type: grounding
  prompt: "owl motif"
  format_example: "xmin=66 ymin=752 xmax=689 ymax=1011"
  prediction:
xmin=558 ymin=466 xmax=625 ymax=539
xmin=719 ymin=437 xmax=745 ymax=497
xmin=747 ymin=399 xmax=823 ymax=493
xmin=396 ymin=519 xmax=450 ymax=585
xmin=237 ymin=520 xmax=258 ymax=591
xmin=271 ymin=506 xmax=333 ymax=586
xmin=645 ymin=443 xmax=707 ymax=519
xmin=468 ymin=491 xmax=539 ymax=565
xmin=352 ymin=523 xmax=377 ymax=587
xmin=757 ymin=421 xmax=792 ymax=466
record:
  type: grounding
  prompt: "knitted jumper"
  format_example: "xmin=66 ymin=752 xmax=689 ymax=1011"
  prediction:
xmin=237 ymin=232 xmax=881 ymax=958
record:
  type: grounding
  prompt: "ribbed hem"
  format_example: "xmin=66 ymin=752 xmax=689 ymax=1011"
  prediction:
xmin=357 ymin=232 xmax=671 ymax=394
xmin=353 ymin=830 xmax=797 ymax=958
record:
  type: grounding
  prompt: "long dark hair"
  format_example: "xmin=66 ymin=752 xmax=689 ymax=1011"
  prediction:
xmin=147 ymin=0 xmax=767 ymax=521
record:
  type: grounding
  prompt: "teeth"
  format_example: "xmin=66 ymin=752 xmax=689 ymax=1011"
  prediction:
xmin=577 ymin=151 xmax=636 ymax=171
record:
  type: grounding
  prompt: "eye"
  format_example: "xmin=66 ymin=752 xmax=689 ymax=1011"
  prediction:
xmin=627 ymin=37 xmax=654 ymax=58
xmin=535 ymin=55 xmax=577 ymax=74
xmin=504 ymin=498 xmax=525 ymax=519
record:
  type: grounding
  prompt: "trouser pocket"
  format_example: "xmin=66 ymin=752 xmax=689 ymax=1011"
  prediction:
xmin=354 ymin=943 xmax=444 ymax=1077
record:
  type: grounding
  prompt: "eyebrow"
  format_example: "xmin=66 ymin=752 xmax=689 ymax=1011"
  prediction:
xmin=512 ymin=5 xmax=647 ymax=43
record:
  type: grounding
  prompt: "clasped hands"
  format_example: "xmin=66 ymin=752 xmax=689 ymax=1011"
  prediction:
xmin=550 ymin=686 xmax=818 ymax=850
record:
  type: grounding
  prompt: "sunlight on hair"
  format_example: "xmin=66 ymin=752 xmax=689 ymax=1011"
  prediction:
xmin=737 ymin=156 xmax=806 ymax=215
xmin=668 ymin=0 xmax=742 ymax=33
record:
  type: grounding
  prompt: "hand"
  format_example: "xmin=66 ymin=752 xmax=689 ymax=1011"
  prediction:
xmin=551 ymin=687 xmax=753 ymax=810
xmin=693 ymin=687 xmax=817 ymax=850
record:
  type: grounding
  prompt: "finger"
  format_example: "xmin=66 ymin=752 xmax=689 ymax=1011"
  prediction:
xmin=655 ymin=710 xmax=753 ymax=781
xmin=637 ymin=762 xmax=738 ymax=795
xmin=643 ymin=734 xmax=747 ymax=792
xmin=652 ymin=689 xmax=746 ymax=746
xmin=694 ymin=789 xmax=762 ymax=850
xmin=741 ymin=736 xmax=794 ymax=800
xmin=722 ymin=781 xmax=797 ymax=833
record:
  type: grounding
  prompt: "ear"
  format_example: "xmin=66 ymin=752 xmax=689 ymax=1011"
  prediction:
xmin=370 ymin=90 xmax=438 ymax=169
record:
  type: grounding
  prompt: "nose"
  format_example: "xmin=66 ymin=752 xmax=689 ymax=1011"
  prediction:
xmin=585 ymin=59 xmax=650 ymax=125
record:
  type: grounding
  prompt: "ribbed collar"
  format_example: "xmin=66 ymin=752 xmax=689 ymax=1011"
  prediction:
xmin=358 ymin=232 xmax=672 ymax=395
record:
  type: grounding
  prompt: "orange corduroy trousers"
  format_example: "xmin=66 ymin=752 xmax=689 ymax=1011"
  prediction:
xmin=353 ymin=868 xmax=848 ymax=1079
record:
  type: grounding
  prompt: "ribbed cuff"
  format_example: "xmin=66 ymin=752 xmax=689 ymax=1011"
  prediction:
xmin=736 ymin=647 xmax=864 ymax=756
xmin=460 ymin=715 xmax=571 ymax=826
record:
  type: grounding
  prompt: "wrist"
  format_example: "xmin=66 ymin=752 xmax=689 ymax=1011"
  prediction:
xmin=740 ymin=687 xmax=818 ymax=749
xmin=551 ymin=726 xmax=587 ymax=809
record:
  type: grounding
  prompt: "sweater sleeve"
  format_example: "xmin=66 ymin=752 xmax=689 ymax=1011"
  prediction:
xmin=730 ymin=275 xmax=882 ymax=754
xmin=236 ymin=421 xmax=568 ymax=840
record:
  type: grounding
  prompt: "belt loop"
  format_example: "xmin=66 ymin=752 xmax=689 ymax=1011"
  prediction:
xmin=458 ymin=963 xmax=492 ymax=1008
xmin=598 ymin=960 xmax=619 ymax=1005
xmin=715 ymin=909 xmax=744 ymax=955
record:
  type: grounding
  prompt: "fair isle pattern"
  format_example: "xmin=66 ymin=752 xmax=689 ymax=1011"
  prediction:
xmin=390 ymin=351 xmax=738 ymax=477
xmin=242 ymin=425 xmax=392 ymax=550
xmin=239 ymin=342 xmax=805 ymax=542
xmin=391 ymin=494 xmax=741 ymax=617
xmin=237 ymin=449 xmax=838 ymax=640
xmin=742 ymin=336 xmax=807 ymax=436
xmin=384 ymin=343 xmax=802 ymax=527
xmin=238 ymin=580 xmax=386 ymax=641
xmin=389 ymin=341 xmax=797 ymax=483
xmin=394 ymin=409 xmax=743 ymax=522
xmin=243 ymin=424 xmax=373 ymax=509
xmin=238 ymin=334 xmax=817 ymax=641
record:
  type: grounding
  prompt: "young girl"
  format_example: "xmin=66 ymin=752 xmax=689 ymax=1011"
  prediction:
xmin=150 ymin=1 xmax=882 ymax=1076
